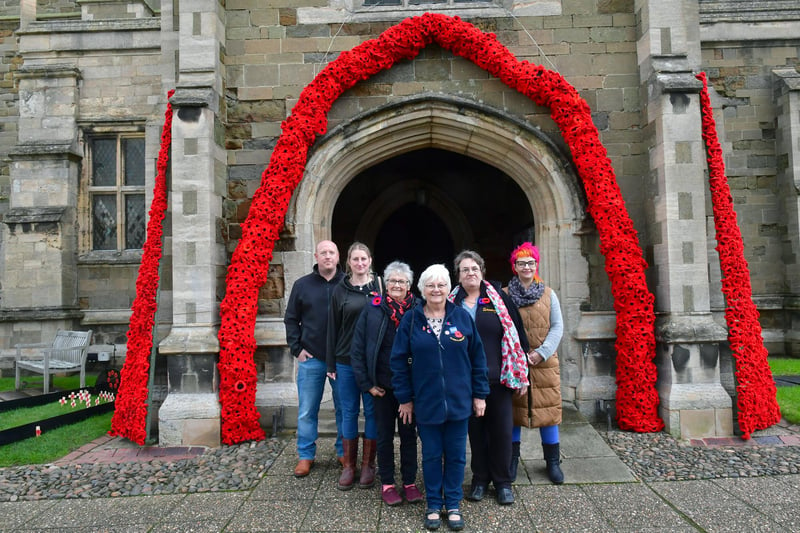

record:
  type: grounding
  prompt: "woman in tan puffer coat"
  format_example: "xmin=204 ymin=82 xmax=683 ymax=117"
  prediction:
xmin=505 ymin=242 xmax=565 ymax=484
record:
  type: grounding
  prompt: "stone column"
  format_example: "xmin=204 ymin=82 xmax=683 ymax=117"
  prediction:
xmin=636 ymin=0 xmax=732 ymax=438
xmin=773 ymin=68 xmax=800 ymax=357
xmin=1 ymin=65 xmax=82 ymax=331
xmin=157 ymin=3 xmax=227 ymax=447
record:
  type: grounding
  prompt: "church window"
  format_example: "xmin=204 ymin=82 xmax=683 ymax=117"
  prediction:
xmin=87 ymin=135 xmax=146 ymax=251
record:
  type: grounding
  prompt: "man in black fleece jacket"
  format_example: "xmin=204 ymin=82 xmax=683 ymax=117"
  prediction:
xmin=284 ymin=240 xmax=344 ymax=477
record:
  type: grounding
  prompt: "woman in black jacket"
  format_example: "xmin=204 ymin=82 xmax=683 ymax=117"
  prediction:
xmin=351 ymin=261 xmax=421 ymax=506
xmin=326 ymin=242 xmax=382 ymax=490
xmin=450 ymin=250 xmax=530 ymax=507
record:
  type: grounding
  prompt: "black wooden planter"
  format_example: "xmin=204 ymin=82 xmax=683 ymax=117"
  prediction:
xmin=0 ymin=387 xmax=115 ymax=446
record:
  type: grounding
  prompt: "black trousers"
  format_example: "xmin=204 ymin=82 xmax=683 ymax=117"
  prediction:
xmin=373 ymin=388 xmax=418 ymax=485
xmin=468 ymin=382 xmax=513 ymax=489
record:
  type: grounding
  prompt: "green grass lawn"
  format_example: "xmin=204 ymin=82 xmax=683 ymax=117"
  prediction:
xmin=0 ymin=393 xmax=113 ymax=432
xmin=767 ymin=357 xmax=800 ymax=377
xmin=0 ymin=412 xmax=113 ymax=467
xmin=768 ymin=357 xmax=800 ymax=425
xmin=0 ymin=373 xmax=97 ymax=392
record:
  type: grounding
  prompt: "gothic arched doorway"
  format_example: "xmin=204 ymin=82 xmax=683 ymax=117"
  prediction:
xmin=332 ymin=148 xmax=535 ymax=285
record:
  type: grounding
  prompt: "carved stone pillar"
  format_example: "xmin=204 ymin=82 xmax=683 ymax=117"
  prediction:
xmin=636 ymin=0 xmax=732 ymax=437
xmin=157 ymin=3 xmax=227 ymax=447
xmin=773 ymin=68 xmax=800 ymax=357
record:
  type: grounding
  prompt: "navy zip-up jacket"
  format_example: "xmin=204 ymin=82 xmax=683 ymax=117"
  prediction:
xmin=283 ymin=265 xmax=344 ymax=359
xmin=351 ymin=294 xmax=417 ymax=392
xmin=390 ymin=300 xmax=489 ymax=425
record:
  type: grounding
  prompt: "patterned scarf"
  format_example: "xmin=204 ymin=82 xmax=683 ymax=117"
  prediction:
xmin=448 ymin=281 xmax=530 ymax=390
xmin=507 ymin=276 xmax=545 ymax=308
xmin=385 ymin=292 xmax=415 ymax=328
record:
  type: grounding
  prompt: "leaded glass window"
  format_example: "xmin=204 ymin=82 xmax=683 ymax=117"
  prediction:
xmin=88 ymin=135 xmax=146 ymax=251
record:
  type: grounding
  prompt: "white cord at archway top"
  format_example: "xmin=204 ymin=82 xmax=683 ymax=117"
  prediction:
xmin=315 ymin=15 xmax=351 ymax=77
xmin=315 ymin=6 xmax=560 ymax=77
xmin=502 ymin=7 xmax=560 ymax=74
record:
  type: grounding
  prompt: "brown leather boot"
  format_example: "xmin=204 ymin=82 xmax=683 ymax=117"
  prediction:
xmin=359 ymin=437 xmax=377 ymax=488
xmin=337 ymin=438 xmax=358 ymax=490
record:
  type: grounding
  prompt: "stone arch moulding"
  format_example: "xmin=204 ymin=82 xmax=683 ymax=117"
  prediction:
xmin=216 ymin=13 xmax=663 ymax=444
xmin=284 ymin=95 xmax=587 ymax=407
xmin=285 ymin=96 xmax=584 ymax=291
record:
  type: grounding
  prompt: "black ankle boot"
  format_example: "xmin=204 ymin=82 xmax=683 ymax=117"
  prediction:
xmin=542 ymin=443 xmax=564 ymax=485
xmin=510 ymin=441 xmax=520 ymax=482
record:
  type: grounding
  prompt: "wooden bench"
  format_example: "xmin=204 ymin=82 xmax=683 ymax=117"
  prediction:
xmin=15 ymin=329 xmax=93 ymax=394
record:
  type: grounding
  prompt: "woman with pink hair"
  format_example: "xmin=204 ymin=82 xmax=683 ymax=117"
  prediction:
xmin=505 ymin=242 xmax=565 ymax=484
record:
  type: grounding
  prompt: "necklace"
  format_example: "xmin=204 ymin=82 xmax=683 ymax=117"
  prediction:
xmin=351 ymin=274 xmax=371 ymax=287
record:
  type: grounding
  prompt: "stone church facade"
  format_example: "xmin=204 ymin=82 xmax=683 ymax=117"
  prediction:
xmin=0 ymin=0 xmax=798 ymax=446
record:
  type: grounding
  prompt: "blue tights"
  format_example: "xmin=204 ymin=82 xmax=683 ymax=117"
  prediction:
xmin=512 ymin=424 xmax=559 ymax=444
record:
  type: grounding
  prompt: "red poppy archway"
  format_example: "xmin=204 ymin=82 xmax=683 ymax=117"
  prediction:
xmin=111 ymin=13 xmax=780 ymax=446
xmin=216 ymin=13 xmax=663 ymax=443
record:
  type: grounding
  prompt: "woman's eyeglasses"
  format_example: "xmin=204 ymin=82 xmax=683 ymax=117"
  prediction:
xmin=515 ymin=260 xmax=536 ymax=269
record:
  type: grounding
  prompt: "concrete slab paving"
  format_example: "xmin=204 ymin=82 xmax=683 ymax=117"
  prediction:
xmin=0 ymin=499 xmax=58 ymax=530
xmin=161 ymin=492 xmax=250 ymax=522
xmin=151 ymin=521 xmax=231 ymax=533
xmin=581 ymin=483 xmax=690 ymax=531
xmin=1 ymin=404 xmax=799 ymax=532
xmin=224 ymin=499 xmax=310 ymax=532
xmin=538 ymin=455 xmax=637 ymax=484
xmin=517 ymin=483 xmax=614 ymax=531
xmin=760 ymin=502 xmax=800 ymax=531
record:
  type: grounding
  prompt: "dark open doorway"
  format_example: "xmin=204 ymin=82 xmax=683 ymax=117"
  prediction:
xmin=332 ymin=148 xmax=535 ymax=286
xmin=372 ymin=203 xmax=455 ymax=290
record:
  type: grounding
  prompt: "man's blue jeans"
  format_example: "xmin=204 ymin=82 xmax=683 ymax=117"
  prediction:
xmin=296 ymin=357 xmax=342 ymax=460
xmin=335 ymin=362 xmax=376 ymax=440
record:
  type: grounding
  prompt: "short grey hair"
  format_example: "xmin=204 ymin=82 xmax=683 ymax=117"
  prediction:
xmin=454 ymin=249 xmax=486 ymax=276
xmin=417 ymin=264 xmax=451 ymax=294
xmin=383 ymin=261 xmax=414 ymax=286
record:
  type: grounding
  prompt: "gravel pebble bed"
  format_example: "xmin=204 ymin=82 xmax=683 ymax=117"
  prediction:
xmin=0 ymin=438 xmax=285 ymax=503
xmin=601 ymin=430 xmax=800 ymax=482
xmin=2 ymin=429 xmax=799 ymax=503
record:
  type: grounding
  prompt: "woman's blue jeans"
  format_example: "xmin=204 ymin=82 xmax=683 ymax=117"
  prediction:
xmin=417 ymin=418 xmax=469 ymax=511
xmin=335 ymin=362 xmax=376 ymax=440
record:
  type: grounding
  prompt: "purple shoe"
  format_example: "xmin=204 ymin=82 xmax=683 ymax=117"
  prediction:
xmin=404 ymin=483 xmax=423 ymax=503
xmin=382 ymin=485 xmax=403 ymax=506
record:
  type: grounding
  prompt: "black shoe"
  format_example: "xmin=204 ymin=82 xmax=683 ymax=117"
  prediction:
xmin=466 ymin=483 xmax=487 ymax=501
xmin=424 ymin=509 xmax=441 ymax=531
xmin=496 ymin=486 xmax=515 ymax=505
xmin=446 ymin=509 xmax=465 ymax=531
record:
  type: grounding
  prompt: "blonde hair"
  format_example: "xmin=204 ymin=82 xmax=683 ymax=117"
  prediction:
xmin=345 ymin=241 xmax=372 ymax=276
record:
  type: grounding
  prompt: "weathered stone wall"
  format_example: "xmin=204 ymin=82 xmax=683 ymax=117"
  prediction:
xmin=36 ymin=1 xmax=79 ymax=16
xmin=0 ymin=13 xmax=169 ymax=354
xmin=701 ymin=41 xmax=800 ymax=354
xmin=223 ymin=0 xmax=642 ymax=320
xmin=0 ymin=20 xmax=19 ymax=218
